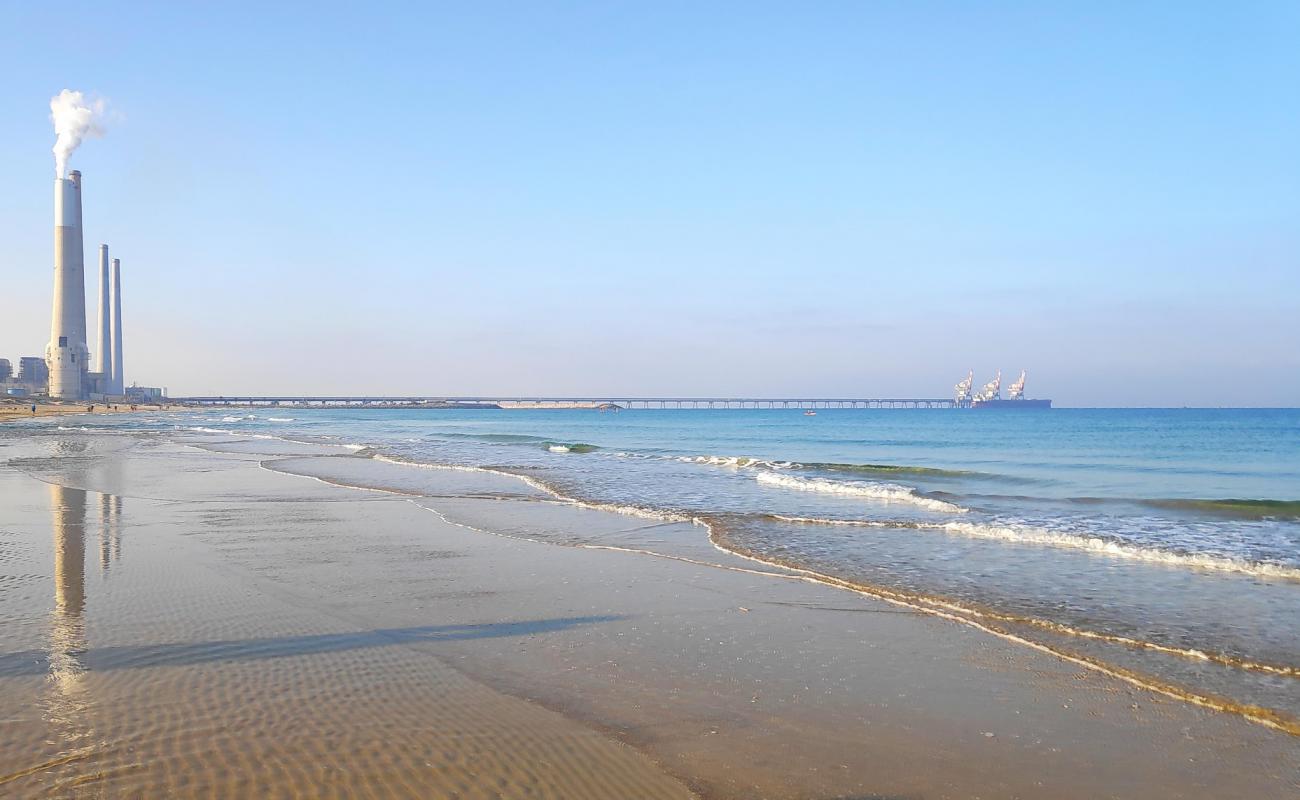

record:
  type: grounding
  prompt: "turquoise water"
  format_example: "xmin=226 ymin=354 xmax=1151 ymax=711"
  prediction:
xmin=14 ymin=407 xmax=1300 ymax=726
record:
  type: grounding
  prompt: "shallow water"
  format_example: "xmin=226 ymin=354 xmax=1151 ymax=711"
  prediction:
xmin=9 ymin=407 xmax=1300 ymax=728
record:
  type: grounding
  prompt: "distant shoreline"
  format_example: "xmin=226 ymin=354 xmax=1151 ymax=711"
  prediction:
xmin=0 ymin=401 xmax=178 ymax=422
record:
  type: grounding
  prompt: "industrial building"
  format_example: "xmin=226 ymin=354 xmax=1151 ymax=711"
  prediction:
xmin=19 ymin=356 xmax=49 ymax=386
xmin=41 ymin=169 xmax=128 ymax=401
xmin=4 ymin=167 xmax=140 ymax=402
xmin=0 ymin=356 xmax=48 ymax=397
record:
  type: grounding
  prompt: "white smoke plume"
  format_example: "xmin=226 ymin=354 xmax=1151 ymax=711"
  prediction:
xmin=50 ymin=89 xmax=107 ymax=178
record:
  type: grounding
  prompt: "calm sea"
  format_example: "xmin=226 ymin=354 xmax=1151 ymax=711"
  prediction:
xmin=20 ymin=407 xmax=1300 ymax=729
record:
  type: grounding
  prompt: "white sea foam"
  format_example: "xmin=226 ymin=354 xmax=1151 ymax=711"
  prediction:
xmin=770 ymin=515 xmax=1300 ymax=580
xmin=939 ymin=520 xmax=1300 ymax=580
xmin=757 ymin=472 xmax=965 ymax=513
xmin=221 ymin=414 xmax=257 ymax=422
xmin=564 ymin=498 xmax=689 ymax=523
xmin=548 ymin=445 xmax=571 ymax=453
xmin=372 ymin=454 xmax=491 ymax=474
xmin=266 ymin=417 xmax=295 ymax=422
xmin=679 ymin=454 xmax=799 ymax=470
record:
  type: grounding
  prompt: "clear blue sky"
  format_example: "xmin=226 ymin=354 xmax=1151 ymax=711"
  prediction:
xmin=2 ymin=2 xmax=1297 ymax=405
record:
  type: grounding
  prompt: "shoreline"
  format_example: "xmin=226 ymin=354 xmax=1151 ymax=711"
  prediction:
xmin=1 ymin=427 xmax=1297 ymax=797
xmin=271 ymin=434 xmax=1300 ymax=732
xmin=293 ymin=441 xmax=1300 ymax=734
xmin=0 ymin=402 xmax=179 ymax=421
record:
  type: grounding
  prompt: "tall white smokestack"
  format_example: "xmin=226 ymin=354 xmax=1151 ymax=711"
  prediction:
xmin=96 ymin=244 xmax=112 ymax=382
xmin=46 ymin=171 xmax=89 ymax=399
xmin=110 ymin=257 xmax=123 ymax=394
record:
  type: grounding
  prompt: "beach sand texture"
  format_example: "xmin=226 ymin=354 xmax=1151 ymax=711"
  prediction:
xmin=0 ymin=403 xmax=175 ymax=421
xmin=1 ymin=429 xmax=1297 ymax=798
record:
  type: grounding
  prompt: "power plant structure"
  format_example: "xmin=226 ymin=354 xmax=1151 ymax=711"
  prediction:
xmin=43 ymin=170 xmax=126 ymax=401
xmin=46 ymin=171 xmax=89 ymax=399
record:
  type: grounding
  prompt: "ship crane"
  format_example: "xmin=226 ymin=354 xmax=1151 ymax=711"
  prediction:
xmin=965 ymin=368 xmax=1050 ymax=409
xmin=954 ymin=370 xmax=974 ymax=407
xmin=975 ymin=370 xmax=1001 ymax=402
xmin=1008 ymin=370 xmax=1027 ymax=401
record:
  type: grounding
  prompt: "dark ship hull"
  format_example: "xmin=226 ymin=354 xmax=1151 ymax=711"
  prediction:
xmin=972 ymin=398 xmax=1051 ymax=409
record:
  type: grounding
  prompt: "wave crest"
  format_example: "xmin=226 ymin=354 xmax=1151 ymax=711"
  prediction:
xmin=770 ymin=515 xmax=1300 ymax=580
xmin=756 ymin=472 xmax=966 ymax=513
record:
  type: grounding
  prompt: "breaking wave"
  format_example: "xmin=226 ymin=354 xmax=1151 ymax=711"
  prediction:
xmin=187 ymin=426 xmax=233 ymax=435
xmin=770 ymin=515 xmax=1300 ymax=580
xmin=543 ymin=442 xmax=600 ymax=454
xmin=677 ymin=454 xmax=799 ymax=469
xmin=757 ymin=472 xmax=966 ymax=513
xmin=626 ymin=450 xmax=980 ymax=478
xmin=801 ymin=461 xmax=987 ymax=479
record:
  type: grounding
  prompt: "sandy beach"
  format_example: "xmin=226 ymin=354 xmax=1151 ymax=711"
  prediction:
xmin=0 ymin=402 xmax=177 ymax=421
xmin=1 ymin=425 xmax=1297 ymax=798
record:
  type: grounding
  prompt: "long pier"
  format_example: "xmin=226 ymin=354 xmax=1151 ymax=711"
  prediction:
xmin=176 ymin=396 xmax=958 ymax=410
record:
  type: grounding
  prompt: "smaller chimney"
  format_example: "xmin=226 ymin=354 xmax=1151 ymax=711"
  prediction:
xmin=97 ymin=244 xmax=112 ymax=379
xmin=110 ymin=257 xmax=124 ymax=394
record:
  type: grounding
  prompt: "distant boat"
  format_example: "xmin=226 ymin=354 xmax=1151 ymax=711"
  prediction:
xmin=804 ymin=410 xmax=817 ymax=416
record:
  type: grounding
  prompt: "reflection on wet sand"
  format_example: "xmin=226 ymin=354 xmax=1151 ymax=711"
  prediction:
xmin=45 ymin=484 xmax=124 ymax=753
xmin=49 ymin=484 xmax=86 ymax=678
xmin=98 ymin=492 xmax=122 ymax=573
xmin=45 ymin=483 xmax=92 ymax=750
xmin=0 ymin=468 xmax=692 ymax=798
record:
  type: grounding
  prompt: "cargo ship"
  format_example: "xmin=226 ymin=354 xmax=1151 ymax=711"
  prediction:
xmin=956 ymin=370 xmax=1051 ymax=409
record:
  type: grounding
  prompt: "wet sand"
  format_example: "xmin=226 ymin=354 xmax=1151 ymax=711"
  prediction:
xmin=1 ymin=429 xmax=1297 ymax=798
